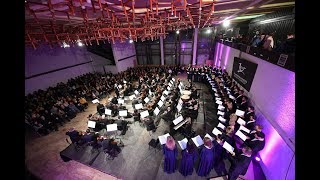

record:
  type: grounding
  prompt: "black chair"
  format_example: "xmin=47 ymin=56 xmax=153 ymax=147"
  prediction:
xmin=148 ymin=139 xmax=160 ymax=153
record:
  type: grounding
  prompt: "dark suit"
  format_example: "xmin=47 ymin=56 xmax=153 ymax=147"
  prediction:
xmin=238 ymin=101 xmax=248 ymax=111
xmin=66 ymin=130 xmax=80 ymax=143
xmin=247 ymin=139 xmax=265 ymax=155
xmin=228 ymin=154 xmax=252 ymax=180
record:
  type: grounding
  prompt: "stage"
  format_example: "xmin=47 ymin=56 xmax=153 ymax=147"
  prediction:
xmin=59 ymin=78 xmax=237 ymax=179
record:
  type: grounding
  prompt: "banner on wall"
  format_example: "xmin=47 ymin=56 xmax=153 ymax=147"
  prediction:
xmin=232 ymin=57 xmax=258 ymax=91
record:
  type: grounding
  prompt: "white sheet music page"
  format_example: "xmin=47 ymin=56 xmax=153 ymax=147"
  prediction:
xmin=237 ymin=118 xmax=246 ymax=126
xmin=134 ymin=90 xmax=139 ymax=95
xmin=217 ymin=122 xmax=226 ymax=130
xmin=119 ymin=110 xmax=127 ymax=117
xmin=177 ymin=104 xmax=182 ymax=112
xmin=218 ymin=116 xmax=226 ymax=123
xmin=92 ymin=99 xmax=99 ymax=104
xmin=140 ymin=110 xmax=149 ymax=118
xmin=223 ymin=141 xmax=234 ymax=153
xmin=173 ymin=115 xmax=184 ymax=125
xmin=212 ymin=128 xmax=222 ymax=136
xmin=192 ymin=135 xmax=204 ymax=147
xmin=239 ymin=125 xmax=250 ymax=133
xmin=88 ymin=121 xmax=96 ymax=128
xmin=106 ymin=123 xmax=118 ymax=132
xmin=158 ymin=133 xmax=170 ymax=145
xmin=178 ymin=138 xmax=188 ymax=150
xmin=235 ymin=109 xmax=245 ymax=117
xmin=135 ymin=103 xmax=143 ymax=110
xmin=236 ymin=130 xmax=247 ymax=141
xmin=118 ymin=99 xmax=124 ymax=104
xmin=144 ymin=97 xmax=150 ymax=103
xmin=105 ymin=109 xmax=112 ymax=115
xmin=216 ymin=100 xmax=223 ymax=105
xmin=158 ymin=100 xmax=164 ymax=107
xmin=154 ymin=107 xmax=160 ymax=115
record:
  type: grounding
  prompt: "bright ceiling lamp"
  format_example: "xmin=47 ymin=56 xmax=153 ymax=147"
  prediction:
xmin=129 ymin=39 xmax=133 ymax=43
xmin=223 ymin=20 xmax=230 ymax=27
xmin=206 ymin=29 xmax=212 ymax=34
xmin=176 ymin=30 xmax=180 ymax=34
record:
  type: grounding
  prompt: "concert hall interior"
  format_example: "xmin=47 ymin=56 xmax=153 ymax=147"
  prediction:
xmin=25 ymin=1 xmax=295 ymax=180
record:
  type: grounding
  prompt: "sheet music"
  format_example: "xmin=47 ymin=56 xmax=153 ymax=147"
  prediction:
xmin=158 ymin=133 xmax=170 ymax=145
xmin=119 ymin=110 xmax=127 ymax=117
xmin=178 ymin=98 xmax=183 ymax=105
xmin=105 ymin=109 xmax=112 ymax=115
xmin=118 ymin=85 xmax=122 ymax=89
xmin=173 ymin=115 xmax=184 ymax=125
xmin=135 ymin=103 xmax=143 ymax=110
xmin=217 ymin=122 xmax=226 ymax=130
xmin=88 ymin=121 xmax=96 ymax=128
xmin=101 ymin=115 xmax=105 ymax=119
xmin=237 ymin=118 xmax=246 ymax=126
xmin=92 ymin=99 xmax=99 ymax=104
xmin=129 ymin=95 xmax=135 ymax=100
xmin=178 ymin=138 xmax=188 ymax=150
xmin=118 ymin=99 xmax=124 ymax=104
xmin=140 ymin=110 xmax=149 ymax=118
xmin=218 ymin=105 xmax=225 ymax=110
xmin=215 ymin=97 xmax=222 ymax=101
xmin=217 ymin=110 xmax=225 ymax=116
xmin=161 ymin=96 xmax=166 ymax=102
xmin=106 ymin=123 xmax=118 ymax=132
xmin=158 ymin=100 xmax=163 ymax=107
xmin=229 ymin=95 xmax=236 ymax=100
xmin=239 ymin=125 xmax=250 ymax=133
xmin=222 ymin=141 xmax=234 ymax=153
xmin=192 ymin=135 xmax=204 ymax=147
xmin=205 ymin=133 xmax=214 ymax=141
xmin=124 ymin=96 xmax=129 ymax=100
xmin=172 ymin=78 xmax=175 ymax=82
xmin=167 ymin=86 xmax=171 ymax=91
xmin=177 ymin=104 xmax=182 ymax=112
xmin=144 ymin=97 xmax=150 ymax=103
xmin=154 ymin=107 xmax=160 ymax=116
xmin=164 ymin=90 xmax=169 ymax=95
xmin=236 ymin=130 xmax=247 ymax=141
xmin=134 ymin=90 xmax=139 ymax=95
xmin=123 ymin=80 xmax=127 ymax=84
xmin=235 ymin=109 xmax=245 ymax=117
xmin=218 ymin=116 xmax=226 ymax=123
xmin=216 ymin=100 xmax=223 ymax=105
xmin=169 ymin=83 xmax=172 ymax=87
xmin=215 ymin=93 xmax=220 ymax=97
xmin=212 ymin=128 xmax=222 ymax=136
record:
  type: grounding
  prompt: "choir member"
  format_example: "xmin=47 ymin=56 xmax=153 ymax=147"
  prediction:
xmin=162 ymin=136 xmax=178 ymax=174
xmin=197 ymin=137 xmax=215 ymax=177
xmin=228 ymin=146 xmax=253 ymax=180
xmin=179 ymin=141 xmax=198 ymax=176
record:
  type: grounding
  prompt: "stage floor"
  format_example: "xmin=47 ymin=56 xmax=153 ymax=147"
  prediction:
xmin=59 ymin=77 xmax=234 ymax=180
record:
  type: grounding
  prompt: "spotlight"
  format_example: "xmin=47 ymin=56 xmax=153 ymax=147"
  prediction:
xmin=176 ymin=30 xmax=180 ymax=34
xmin=255 ymin=157 xmax=261 ymax=161
xmin=206 ymin=29 xmax=212 ymax=34
xmin=129 ymin=39 xmax=133 ymax=43
xmin=223 ymin=20 xmax=230 ymax=27
xmin=77 ymin=41 xmax=84 ymax=47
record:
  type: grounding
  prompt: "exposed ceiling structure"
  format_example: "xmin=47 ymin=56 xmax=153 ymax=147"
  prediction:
xmin=25 ymin=0 xmax=295 ymax=49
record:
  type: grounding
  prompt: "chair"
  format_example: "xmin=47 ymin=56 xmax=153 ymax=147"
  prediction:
xmin=148 ymin=139 xmax=160 ymax=153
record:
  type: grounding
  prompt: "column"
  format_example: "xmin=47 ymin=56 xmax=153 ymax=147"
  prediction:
xmin=192 ymin=28 xmax=198 ymax=65
xmin=160 ymin=36 xmax=164 ymax=65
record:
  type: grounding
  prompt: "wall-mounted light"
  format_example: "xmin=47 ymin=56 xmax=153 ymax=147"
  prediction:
xmin=176 ymin=30 xmax=180 ymax=34
xmin=77 ymin=40 xmax=84 ymax=47
xmin=129 ymin=39 xmax=133 ymax=43
xmin=206 ymin=29 xmax=212 ymax=34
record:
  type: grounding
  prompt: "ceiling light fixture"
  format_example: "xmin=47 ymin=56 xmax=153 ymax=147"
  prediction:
xmin=129 ymin=39 xmax=133 ymax=43
xmin=176 ymin=30 xmax=180 ymax=34
xmin=223 ymin=20 xmax=230 ymax=27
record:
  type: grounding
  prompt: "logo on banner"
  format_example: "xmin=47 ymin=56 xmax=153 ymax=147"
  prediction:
xmin=237 ymin=63 xmax=246 ymax=75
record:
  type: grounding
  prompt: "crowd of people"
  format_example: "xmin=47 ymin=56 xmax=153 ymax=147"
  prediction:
xmin=25 ymin=65 xmax=182 ymax=135
xmin=160 ymin=66 xmax=265 ymax=180
xmin=216 ymin=30 xmax=295 ymax=56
